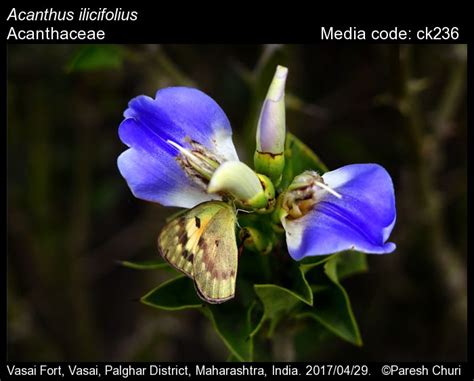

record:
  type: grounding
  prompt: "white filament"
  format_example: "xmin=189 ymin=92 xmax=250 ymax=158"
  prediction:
xmin=315 ymin=180 xmax=342 ymax=199
xmin=166 ymin=139 xmax=201 ymax=165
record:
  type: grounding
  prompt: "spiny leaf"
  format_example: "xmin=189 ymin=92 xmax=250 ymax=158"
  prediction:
xmin=120 ymin=259 xmax=170 ymax=271
xmin=251 ymin=262 xmax=312 ymax=338
xmin=141 ymin=275 xmax=203 ymax=311
xmin=200 ymin=274 xmax=262 ymax=362
xmin=299 ymin=253 xmax=337 ymax=273
xmin=297 ymin=256 xmax=362 ymax=346
xmin=336 ymin=251 xmax=368 ymax=280
xmin=203 ymin=301 xmax=255 ymax=362
xmin=299 ymin=251 xmax=368 ymax=277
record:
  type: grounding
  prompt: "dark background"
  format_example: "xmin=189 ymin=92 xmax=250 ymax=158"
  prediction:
xmin=7 ymin=44 xmax=467 ymax=361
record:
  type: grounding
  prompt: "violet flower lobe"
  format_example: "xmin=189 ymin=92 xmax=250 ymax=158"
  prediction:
xmin=280 ymin=164 xmax=396 ymax=259
xmin=117 ymin=86 xmax=271 ymax=210
xmin=117 ymin=87 xmax=239 ymax=208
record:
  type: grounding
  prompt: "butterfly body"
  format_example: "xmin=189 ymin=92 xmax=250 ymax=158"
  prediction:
xmin=158 ymin=201 xmax=238 ymax=303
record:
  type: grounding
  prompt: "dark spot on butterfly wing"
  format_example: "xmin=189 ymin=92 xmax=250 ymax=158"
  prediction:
xmin=181 ymin=249 xmax=194 ymax=264
xmin=158 ymin=216 xmax=195 ymax=278
xmin=206 ymin=261 xmax=215 ymax=274
xmin=198 ymin=236 xmax=208 ymax=252
xmin=195 ymin=216 xmax=201 ymax=228
xmin=178 ymin=229 xmax=189 ymax=246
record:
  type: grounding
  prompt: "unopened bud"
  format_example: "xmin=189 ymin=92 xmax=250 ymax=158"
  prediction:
xmin=254 ymin=65 xmax=288 ymax=183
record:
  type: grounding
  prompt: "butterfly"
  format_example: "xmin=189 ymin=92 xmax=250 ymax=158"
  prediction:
xmin=158 ymin=201 xmax=238 ymax=304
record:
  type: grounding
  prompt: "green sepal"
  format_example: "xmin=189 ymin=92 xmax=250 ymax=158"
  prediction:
xmin=254 ymin=151 xmax=285 ymax=185
xmin=255 ymin=174 xmax=276 ymax=213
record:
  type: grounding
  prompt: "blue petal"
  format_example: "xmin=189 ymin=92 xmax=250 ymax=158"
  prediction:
xmin=283 ymin=164 xmax=396 ymax=259
xmin=117 ymin=87 xmax=238 ymax=207
xmin=123 ymin=87 xmax=238 ymax=161
xmin=117 ymin=145 xmax=216 ymax=208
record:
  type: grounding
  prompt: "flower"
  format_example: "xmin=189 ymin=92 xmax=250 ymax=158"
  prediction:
xmin=117 ymin=87 xmax=270 ymax=209
xmin=280 ymin=164 xmax=396 ymax=259
xmin=256 ymin=65 xmax=287 ymax=155
xmin=117 ymin=87 xmax=237 ymax=208
xmin=117 ymin=70 xmax=397 ymax=261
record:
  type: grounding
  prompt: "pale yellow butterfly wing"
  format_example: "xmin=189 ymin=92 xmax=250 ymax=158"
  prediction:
xmin=158 ymin=201 xmax=238 ymax=304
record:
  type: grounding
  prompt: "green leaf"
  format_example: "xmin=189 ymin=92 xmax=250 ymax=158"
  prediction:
xmin=141 ymin=275 xmax=203 ymax=311
xmin=200 ymin=274 xmax=264 ymax=362
xmin=336 ymin=251 xmax=368 ymax=280
xmin=299 ymin=253 xmax=337 ymax=273
xmin=226 ymin=354 xmax=240 ymax=362
xmin=299 ymin=251 xmax=368 ymax=277
xmin=252 ymin=285 xmax=302 ymax=337
xmin=67 ymin=45 xmax=126 ymax=72
xmin=120 ymin=259 xmax=170 ymax=271
xmin=280 ymin=132 xmax=328 ymax=191
xmin=203 ymin=301 xmax=255 ymax=362
xmin=297 ymin=256 xmax=362 ymax=346
xmin=252 ymin=261 xmax=312 ymax=338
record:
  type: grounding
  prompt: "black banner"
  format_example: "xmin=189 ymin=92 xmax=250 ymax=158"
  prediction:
xmin=2 ymin=362 xmax=471 ymax=379
xmin=2 ymin=6 xmax=470 ymax=43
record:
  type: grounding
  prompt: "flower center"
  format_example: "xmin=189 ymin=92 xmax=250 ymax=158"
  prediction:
xmin=282 ymin=171 xmax=341 ymax=219
xmin=167 ymin=138 xmax=222 ymax=188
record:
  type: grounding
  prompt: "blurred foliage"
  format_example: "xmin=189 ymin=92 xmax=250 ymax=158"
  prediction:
xmin=67 ymin=45 xmax=126 ymax=72
xmin=7 ymin=44 xmax=466 ymax=361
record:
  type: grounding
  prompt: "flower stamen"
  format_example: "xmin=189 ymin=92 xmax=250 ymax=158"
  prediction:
xmin=314 ymin=180 xmax=342 ymax=199
xmin=281 ymin=171 xmax=342 ymax=219
xmin=166 ymin=139 xmax=221 ymax=183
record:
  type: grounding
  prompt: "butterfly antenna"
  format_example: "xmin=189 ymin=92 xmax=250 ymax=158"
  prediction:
xmin=236 ymin=208 xmax=252 ymax=214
